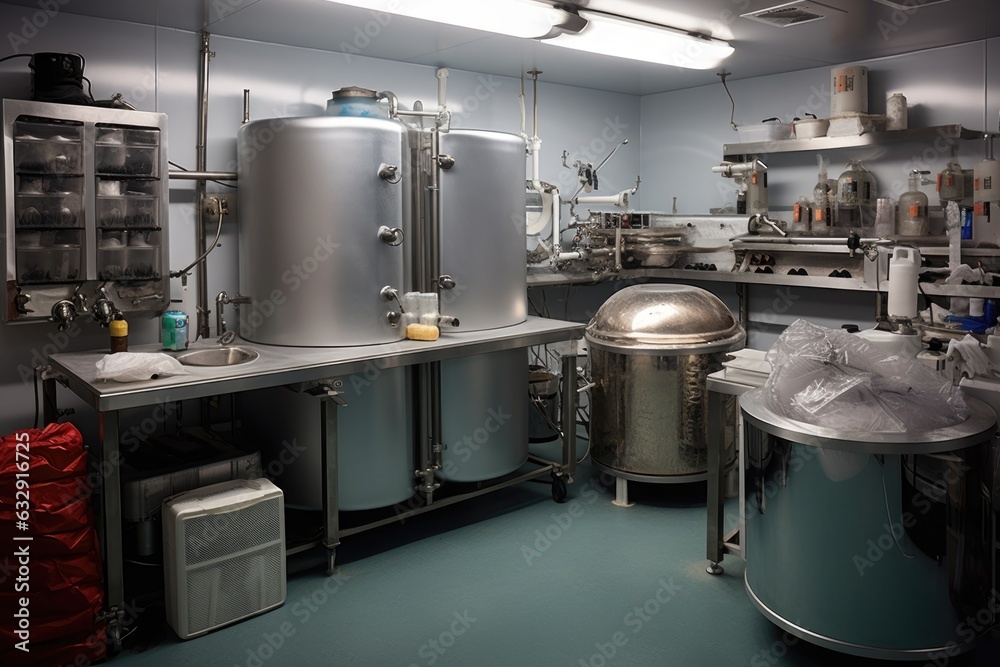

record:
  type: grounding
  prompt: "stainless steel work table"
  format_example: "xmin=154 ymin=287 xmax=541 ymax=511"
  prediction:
xmin=45 ymin=315 xmax=585 ymax=648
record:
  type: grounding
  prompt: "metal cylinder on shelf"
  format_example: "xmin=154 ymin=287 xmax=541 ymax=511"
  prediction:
xmin=741 ymin=390 xmax=998 ymax=660
xmin=236 ymin=115 xmax=410 ymax=346
xmin=439 ymin=349 xmax=529 ymax=482
xmin=586 ymin=284 xmax=745 ymax=482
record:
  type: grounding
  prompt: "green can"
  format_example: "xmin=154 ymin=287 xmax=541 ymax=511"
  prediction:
xmin=162 ymin=310 xmax=189 ymax=350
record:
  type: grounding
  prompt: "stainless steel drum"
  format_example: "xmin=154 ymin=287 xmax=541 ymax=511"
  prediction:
xmin=586 ymin=284 xmax=745 ymax=481
xmin=741 ymin=390 xmax=998 ymax=660
xmin=237 ymin=116 xmax=409 ymax=346
xmin=238 ymin=367 xmax=414 ymax=511
xmin=440 ymin=349 xmax=529 ymax=482
xmin=438 ymin=130 xmax=527 ymax=331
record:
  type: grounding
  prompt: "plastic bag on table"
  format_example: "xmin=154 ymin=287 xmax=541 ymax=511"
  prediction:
xmin=761 ymin=319 xmax=968 ymax=432
xmin=95 ymin=351 xmax=190 ymax=382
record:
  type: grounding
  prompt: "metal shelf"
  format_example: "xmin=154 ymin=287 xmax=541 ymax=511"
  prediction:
xmin=723 ymin=124 xmax=982 ymax=158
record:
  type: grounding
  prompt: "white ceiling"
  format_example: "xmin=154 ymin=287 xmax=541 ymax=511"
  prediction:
xmin=3 ymin=0 xmax=997 ymax=95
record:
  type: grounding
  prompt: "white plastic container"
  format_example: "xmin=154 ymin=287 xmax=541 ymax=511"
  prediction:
xmin=737 ymin=119 xmax=792 ymax=143
xmin=886 ymin=93 xmax=907 ymax=130
xmin=831 ymin=65 xmax=868 ymax=116
xmin=887 ymin=247 xmax=920 ymax=319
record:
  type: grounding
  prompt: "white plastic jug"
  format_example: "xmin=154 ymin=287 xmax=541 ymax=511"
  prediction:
xmin=887 ymin=247 xmax=920 ymax=319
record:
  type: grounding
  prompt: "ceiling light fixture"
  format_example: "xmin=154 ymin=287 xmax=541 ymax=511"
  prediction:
xmin=323 ymin=1 xmax=733 ymax=70
xmin=322 ymin=0 xmax=577 ymax=39
xmin=545 ymin=10 xmax=734 ymax=70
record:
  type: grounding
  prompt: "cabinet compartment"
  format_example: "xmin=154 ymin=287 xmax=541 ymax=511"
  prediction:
xmin=14 ymin=138 xmax=83 ymax=174
xmin=16 ymin=244 xmax=82 ymax=283
xmin=97 ymin=195 xmax=159 ymax=228
xmin=95 ymin=145 xmax=159 ymax=177
xmin=16 ymin=193 xmax=82 ymax=227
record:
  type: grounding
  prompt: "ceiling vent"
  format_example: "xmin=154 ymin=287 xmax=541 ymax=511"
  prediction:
xmin=741 ymin=1 xmax=846 ymax=28
xmin=872 ymin=0 xmax=951 ymax=9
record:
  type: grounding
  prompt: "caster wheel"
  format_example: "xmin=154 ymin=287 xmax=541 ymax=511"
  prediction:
xmin=552 ymin=475 xmax=568 ymax=503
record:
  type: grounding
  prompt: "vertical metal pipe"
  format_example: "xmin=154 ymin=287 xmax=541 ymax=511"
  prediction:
xmin=738 ymin=283 xmax=749 ymax=331
xmin=195 ymin=32 xmax=213 ymax=339
xmin=560 ymin=352 xmax=577 ymax=478
xmin=242 ymin=89 xmax=250 ymax=124
xmin=428 ymin=126 xmax=441 ymax=287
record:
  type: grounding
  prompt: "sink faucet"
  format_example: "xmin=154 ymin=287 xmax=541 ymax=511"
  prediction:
xmin=216 ymin=291 xmax=251 ymax=341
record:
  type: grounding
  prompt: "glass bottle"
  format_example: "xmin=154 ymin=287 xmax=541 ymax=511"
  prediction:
xmin=835 ymin=159 xmax=877 ymax=233
xmin=898 ymin=169 xmax=930 ymax=236
xmin=811 ymin=156 xmax=832 ymax=236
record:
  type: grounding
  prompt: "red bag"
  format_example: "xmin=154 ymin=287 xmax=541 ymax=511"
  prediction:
xmin=0 ymin=423 xmax=106 ymax=666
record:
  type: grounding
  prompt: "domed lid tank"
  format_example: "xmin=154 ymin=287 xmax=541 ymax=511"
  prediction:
xmin=585 ymin=284 xmax=744 ymax=355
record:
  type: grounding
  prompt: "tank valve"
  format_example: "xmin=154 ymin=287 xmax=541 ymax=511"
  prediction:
xmin=377 ymin=225 xmax=404 ymax=246
xmin=386 ymin=310 xmax=402 ymax=327
xmin=436 ymin=275 xmax=456 ymax=290
xmin=436 ymin=154 xmax=455 ymax=170
xmin=380 ymin=286 xmax=400 ymax=303
xmin=377 ymin=163 xmax=401 ymax=183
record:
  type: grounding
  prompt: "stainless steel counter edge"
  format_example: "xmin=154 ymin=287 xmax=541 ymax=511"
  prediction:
xmin=48 ymin=317 xmax=585 ymax=412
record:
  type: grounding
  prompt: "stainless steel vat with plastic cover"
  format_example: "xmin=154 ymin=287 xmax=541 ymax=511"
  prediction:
xmin=586 ymin=284 xmax=745 ymax=482
xmin=741 ymin=390 xmax=998 ymax=660
xmin=236 ymin=116 xmax=409 ymax=346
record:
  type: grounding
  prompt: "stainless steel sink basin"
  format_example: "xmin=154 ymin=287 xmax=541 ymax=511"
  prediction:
xmin=174 ymin=346 xmax=259 ymax=367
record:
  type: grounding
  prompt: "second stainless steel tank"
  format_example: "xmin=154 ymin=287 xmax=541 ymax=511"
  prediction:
xmin=237 ymin=116 xmax=409 ymax=346
xmin=438 ymin=129 xmax=527 ymax=331
xmin=586 ymin=284 xmax=745 ymax=481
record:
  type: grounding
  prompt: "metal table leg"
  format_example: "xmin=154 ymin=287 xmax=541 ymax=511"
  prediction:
xmin=98 ymin=410 xmax=127 ymax=649
xmin=320 ymin=397 xmax=340 ymax=574
xmin=706 ymin=389 xmax=725 ymax=575
xmin=560 ymin=352 xmax=578 ymax=478
xmin=42 ymin=375 xmax=58 ymax=425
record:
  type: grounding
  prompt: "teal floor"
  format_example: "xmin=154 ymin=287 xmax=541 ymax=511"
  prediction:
xmin=112 ymin=460 xmax=1000 ymax=667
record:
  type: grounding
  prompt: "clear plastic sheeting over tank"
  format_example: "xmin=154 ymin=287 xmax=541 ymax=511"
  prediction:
xmin=762 ymin=319 xmax=967 ymax=432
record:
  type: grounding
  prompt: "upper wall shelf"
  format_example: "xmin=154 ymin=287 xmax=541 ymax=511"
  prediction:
xmin=723 ymin=124 xmax=983 ymax=159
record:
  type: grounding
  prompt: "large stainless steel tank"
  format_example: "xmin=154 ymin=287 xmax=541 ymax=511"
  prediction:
xmin=741 ymin=390 xmax=998 ymax=660
xmin=237 ymin=116 xmax=409 ymax=346
xmin=440 ymin=349 xmax=529 ymax=482
xmin=586 ymin=284 xmax=745 ymax=481
xmin=438 ymin=130 xmax=526 ymax=331
xmin=238 ymin=367 xmax=414 ymax=511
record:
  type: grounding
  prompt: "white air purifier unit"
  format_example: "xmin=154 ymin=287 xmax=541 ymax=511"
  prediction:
xmin=163 ymin=478 xmax=286 ymax=639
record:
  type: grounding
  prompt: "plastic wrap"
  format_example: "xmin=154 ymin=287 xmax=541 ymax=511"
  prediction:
xmin=762 ymin=320 xmax=968 ymax=432
xmin=95 ymin=351 xmax=190 ymax=382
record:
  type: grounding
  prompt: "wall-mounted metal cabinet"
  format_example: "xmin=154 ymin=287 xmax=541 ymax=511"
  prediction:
xmin=2 ymin=99 xmax=169 ymax=326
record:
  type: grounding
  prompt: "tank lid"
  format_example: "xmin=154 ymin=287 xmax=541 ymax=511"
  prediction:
xmin=585 ymin=284 xmax=744 ymax=352
xmin=330 ymin=86 xmax=378 ymax=99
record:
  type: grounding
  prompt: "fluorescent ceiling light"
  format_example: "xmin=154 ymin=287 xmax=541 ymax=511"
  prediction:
xmin=323 ymin=0 xmax=572 ymax=39
xmin=546 ymin=10 xmax=734 ymax=70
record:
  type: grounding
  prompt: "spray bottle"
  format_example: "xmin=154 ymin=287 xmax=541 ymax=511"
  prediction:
xmin=811 ymin=155 xmax=832 ymax=236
